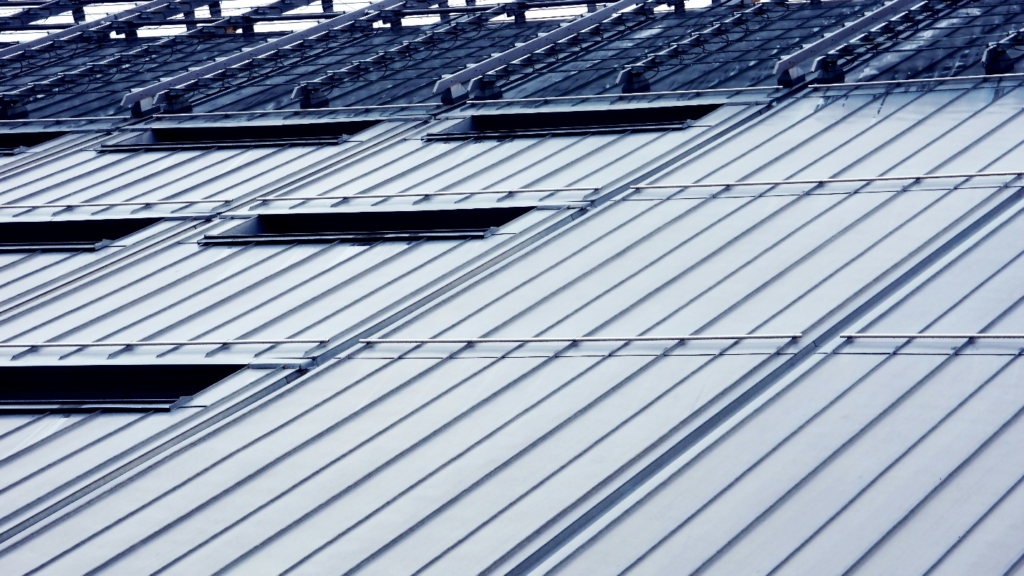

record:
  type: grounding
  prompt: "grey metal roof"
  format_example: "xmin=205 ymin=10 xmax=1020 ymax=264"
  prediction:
xmin=0 ymin=0 xmax=897 ymax=118
xmin=2 ymin=0 xmax=1024 ymax=573
xmin=545 ymin=182 xmax=1024 ymax=575
xmin=0 ymin=119 xmax=737 ymax=365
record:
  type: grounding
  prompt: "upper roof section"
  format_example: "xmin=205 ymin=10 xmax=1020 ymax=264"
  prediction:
xmin=1 ymin=0 xmax=1021 ymax=120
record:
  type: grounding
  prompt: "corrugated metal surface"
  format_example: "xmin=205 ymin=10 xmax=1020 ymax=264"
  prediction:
xmin=3 ymin=0 xmax=1024 ymax=571
xmin=0 ymin=114 xmax=752 ymax=365
xmin=0 ymin=366 xmax=301 ymax=552
xmin=0 ymin=351 xmax=789 ymax=575
xmin=542 ymin=351 xmax=1024 ymax=575
xmin=2 ymin=76 xmax=1024 ymax=574
xmin=0 ymin=0 xmax=888 ymax=118
xmin=0 ymin=217 xmax=193 ymax=314
xmin=542 ymin=187 xmax=1024 ymax=575
xmin=0 ymin=206 xmax=575 ymax=364
xmin=364 ymin=77 xmax=1024 ymax=355
xmin=0 ymin=120 xmax=412 ymax=219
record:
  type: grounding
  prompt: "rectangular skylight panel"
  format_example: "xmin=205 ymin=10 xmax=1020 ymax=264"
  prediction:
xmin=102 ymin=120 xmax=383 ymax=151
xmin=0 ymin=131 xmax=68 ymax=154
xmin=0 ymin=218 xmax=162 ymax=252
xmin=201 ymin=207 xmax=534 ymax=245
xmin=0 ymin=364 xmax=244 ymax=411
xmin=429 ymin=103 xmax=724 ymax=139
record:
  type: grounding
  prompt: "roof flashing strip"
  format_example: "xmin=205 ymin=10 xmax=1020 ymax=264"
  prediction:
xmin=360 ymin=334 xmax=802 ymax=344
xmin=633 ymin=170 xmax=1024 ymax=190
xmin=119 ymin=0 xmax=406 ymax=110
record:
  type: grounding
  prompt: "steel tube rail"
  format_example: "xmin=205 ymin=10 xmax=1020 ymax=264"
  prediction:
xmin=297 ymin=1 xmax=506 ymax=104
xmin=632 ymin=170 xmax=1024 ymax=190
xmin=8 ymin=13 xmax=356 ymax=30
xmin=360 ymin=334 xmax=802 ymax=344
xmin=842 ymin=334 xmax=1024 ymax=339
xmin=10 ymin=0 xmax=314 ymax=109
xmin=380 ymin=0 xmax=603 ymax=16
xmin=493 ymin=85 xmax=779 ymax=104
xmin=618 ymin=2 xmax=765 ymax=89
xmin=0 ymin=0 xmax=131 ymax=6
xmin=432 ymin=0 xmax=647 ymax=95
xmin=0 ymin=198 xmax=232 ymax=209
xmin=0 ymin=338 xmax=328 ymax=347
xmin=0 ymin=0 xmax=86 ymax=29
xmin=772 ymin=0 xmax=923 ymax=76
xmin=812 ymin=72 xmax=1024 ymax=89
xmin=253 ymin=187 xmax=599 ymax=202
xmin=120 ymin=0 xmax=405 ymax=108
xmin=0 ymin=0 xmax=169 ymax=59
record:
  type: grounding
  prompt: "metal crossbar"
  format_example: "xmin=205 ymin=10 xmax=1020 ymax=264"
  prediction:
xmin=0 ymin=198 xmax=232 ymax=209
xmin=0 ymin=0 xmax=169 ymax=59
xmin=120 ymin=0 xmax=406 ymax=108
xmin=297 ymin=1 xmax=507 ymax=105
xmin=0 ymin=338 xmax=328 ymax=348
xmin=360 ymin=334 xmax=802 ymax=344
xmin=253 ymin=187 xmax=599 ymax=202
xmin=842 ymin=333 xmax=1024 ymax=339
xmin=812 ymin=71 xmax=1024 ymax=89
xmin=1 ymin=0 xmax=87 ymax=29
xmin=432 ymin=0 xmax=650 ymax=96
xmin=632 ymin=170 xmax=1024 ymax=190
xmin=619 ymin=2 xmax=768 ymax=89
xmin=773 ymin=0 xmax=924 ymax=77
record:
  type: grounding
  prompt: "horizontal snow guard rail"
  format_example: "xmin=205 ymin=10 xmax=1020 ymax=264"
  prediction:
xmin=633 ymin=171 xmax=1024 ymax=190
xmin=253 ymin=187 xmax=599 ymax=202
xmin=360 ymin=334 xmax=802 ymax=344
xmin=842 ymin=334 xmax=1024 ymax=339
xmin=0 ymin=339 xmax=328 ymax=348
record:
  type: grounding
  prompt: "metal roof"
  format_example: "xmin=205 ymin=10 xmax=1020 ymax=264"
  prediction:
xmin=1 ymin=0 xmax=1024 ymax=573
xmin=546 ymin=183 xmax=1024 ymax=575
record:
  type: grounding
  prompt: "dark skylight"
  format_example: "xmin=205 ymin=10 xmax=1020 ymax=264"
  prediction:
xmin=0 ymin=364 xmax=244 ymax=412
xmin=201 ymin=207 xmax=534 ymax=245
xmin=0 ymin=131 xmax=68 ymax=154
xmin=101 ymin=120 xmax=383 ymax=151
xmin=428 ymin=104 xmax=724 ymax=139
xmin=0 ymin=218 xmax=162 ymax=252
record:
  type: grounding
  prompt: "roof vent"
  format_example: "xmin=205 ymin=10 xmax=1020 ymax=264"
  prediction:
xmin=426 ymin=104 xmax=723 ymax=140
xmin=0 ymin=218 xmax=161 ymax=252
xmin=201 ymin=207 xmax=533 ymax=246
xmin=101 ymin=120 xmax=382 ymax=151
xmin=0 ymin=364 xmax=244 ymax=412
